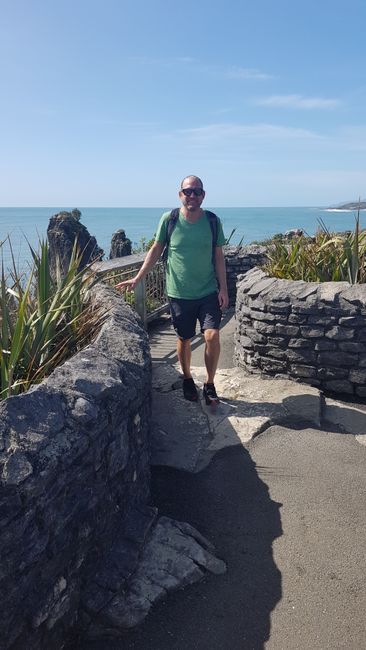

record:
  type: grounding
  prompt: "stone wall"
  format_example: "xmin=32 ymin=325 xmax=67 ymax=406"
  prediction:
xmin=235 ymin=268 xmax=366 ymax=397
xmin=0 ymin=285 xmax=151 ymax=649
xmin=224 ymin=245 xmax=267 ymax=306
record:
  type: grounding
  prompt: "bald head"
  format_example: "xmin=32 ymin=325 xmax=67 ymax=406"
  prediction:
xmin=180 ymin=175 xmax=204 ymax=189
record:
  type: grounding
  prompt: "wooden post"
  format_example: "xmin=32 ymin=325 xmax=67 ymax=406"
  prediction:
xmin=134 ymin=277 xmax=147 ymax=328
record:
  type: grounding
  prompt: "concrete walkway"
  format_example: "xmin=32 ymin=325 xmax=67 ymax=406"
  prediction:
xmin=88 ymin=311 xmax=366 ymax=650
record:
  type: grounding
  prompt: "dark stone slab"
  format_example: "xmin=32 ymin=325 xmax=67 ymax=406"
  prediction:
xmin=317 ymin=367 xmax=348 ymax=380
xmin=325 ymin=326 xmax=355 ymax=341
xmin=288 ymin=338 xmax=312 ymax=349
xmin=287 ymin=349 xmax=317 ymax=364
xmin=289 ymin=365 xmax=317 ymax=378
xmin=275 ymin=324 xmax=300 ymax=336
xmin=317 ymin=352 xmax=358 ymax=367
xmin=300 ymin=326 xmax=325 ymax=338
xmin=349 ymin=369 xmax=366 ymax=384
xmin=323 ymin=380 xmax=354 ymax=394
xmin=314 ymin=340 xmax=337 ymax=351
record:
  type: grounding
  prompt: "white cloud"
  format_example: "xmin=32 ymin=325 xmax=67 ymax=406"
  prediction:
xmin=256 ymin=94 xmax=341 ymax=109
xmin=211 ymin=107 xmax=234 ymax=116
xmin=226 ymin=66 xmax=274 ymax=80
xmin=129 ymin=57 xmax=273 ymax=81
xmin=176 ymin=122 xmax=321 ymax=142
xmin=85 ymin=117 xmax=160 ymax=128
xmin=150 ymin=122 xmax=323 ymax=162
xmin=128 ymin=56 xmax=195 ymax=66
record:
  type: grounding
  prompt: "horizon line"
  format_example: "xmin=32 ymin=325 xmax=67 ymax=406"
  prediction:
xmin=0 ymin=204 xmax=334 ymax=210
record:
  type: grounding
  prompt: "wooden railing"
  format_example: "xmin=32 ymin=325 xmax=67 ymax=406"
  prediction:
xmin=93 ymin=253 xmax=168 ymax=327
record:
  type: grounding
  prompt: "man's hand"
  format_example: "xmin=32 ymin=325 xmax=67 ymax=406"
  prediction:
xmin=115 ymin=241 xmax=164 ymax=293
xmin=115 ymin=276 xmax=139 ymax=291
xmin=218 ymin=289 xmax=229 ymax=310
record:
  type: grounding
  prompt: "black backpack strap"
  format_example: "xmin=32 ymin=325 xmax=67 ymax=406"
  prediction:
xmin=161 ymin=208 xmax=180 ymax=263
xmin=205 ymin=210 xmax=218 ymax=266
xmin=167 ymin=208 xmax=180 ymax=241
xmin=161 ymin=208 xmax=219 ymax=266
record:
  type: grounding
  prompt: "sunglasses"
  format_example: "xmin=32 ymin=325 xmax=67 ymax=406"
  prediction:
xmin=181 ymin=187 xmax=204 ymax=197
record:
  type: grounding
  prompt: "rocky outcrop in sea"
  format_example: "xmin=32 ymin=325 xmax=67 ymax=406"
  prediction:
xmin=47 ymin=210 xmax=104 ymax=279
xmin=109 ymin=229 xmax=132 ymax=258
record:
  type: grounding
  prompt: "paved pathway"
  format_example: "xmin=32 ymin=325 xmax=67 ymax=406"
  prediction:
xmin=85 ymin=311 xmax=366 ymax=650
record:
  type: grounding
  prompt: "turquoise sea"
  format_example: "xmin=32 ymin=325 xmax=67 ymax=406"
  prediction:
xmin=0 ymin=206 xmax=362 ymax=271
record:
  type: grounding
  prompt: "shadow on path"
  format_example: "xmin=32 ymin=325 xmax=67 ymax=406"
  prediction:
xmin=76 ymin=312 xmax=284 ymax=649
xmin=88 ymin=443 xmax=283 ymax=650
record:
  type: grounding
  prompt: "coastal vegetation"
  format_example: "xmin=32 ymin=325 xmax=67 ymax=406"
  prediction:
xmin=0 ymin=238 xmax=104 ymax=400
xmin=263 ymin=213 xmax=366 ymax=284
xmin=225 ymin=228 xmax=244 ymax=246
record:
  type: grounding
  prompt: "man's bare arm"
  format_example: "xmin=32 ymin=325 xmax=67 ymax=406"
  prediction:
xmin=215 ymin=246 xmax=229 ymax=309
xmin=115 ymin=241 xmax=165 ymax=290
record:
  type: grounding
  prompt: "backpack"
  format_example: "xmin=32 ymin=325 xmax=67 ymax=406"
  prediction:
xmin=161 ymin=208 xmax=218 ymax=266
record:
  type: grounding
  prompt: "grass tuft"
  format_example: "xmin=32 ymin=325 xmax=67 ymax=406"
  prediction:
xmin=263 ymin=208 xmax=366 ymax=284
xmin=0 ymin=239 xmax=105 ymax=400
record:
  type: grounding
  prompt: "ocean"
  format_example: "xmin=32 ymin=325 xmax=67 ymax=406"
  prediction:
xmin=0 ymin=206 xmax=362 ymax=271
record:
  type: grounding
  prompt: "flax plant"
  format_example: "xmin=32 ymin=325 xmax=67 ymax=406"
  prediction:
xmin=225 ymin=228 xmax=244 ymax=246
xmin=264 ymin=210 xmax=366 ymax=284
xmin=0 ymin=239 xmax=104 ymax=400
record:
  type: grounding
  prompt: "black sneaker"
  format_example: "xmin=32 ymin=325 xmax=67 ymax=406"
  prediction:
xmin=183 ymin=377 xmax=198 ymax=402
xmin=203 ymin=382 xmax=219 ymax=406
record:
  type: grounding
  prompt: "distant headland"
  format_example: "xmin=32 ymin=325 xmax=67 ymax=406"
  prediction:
xmin=325 ymin=200 xmax=366 ymax=212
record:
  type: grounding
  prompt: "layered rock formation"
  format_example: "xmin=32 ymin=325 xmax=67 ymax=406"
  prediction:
xmin=47 ymin=210 xmax=103 ymax=279
xmin=0 ymin=285 xmax=225 ymax=649
xmin=109 ymin=229 xmax=132 ymax=259
xmin=235 ymin=267 xmax=366 ymax=397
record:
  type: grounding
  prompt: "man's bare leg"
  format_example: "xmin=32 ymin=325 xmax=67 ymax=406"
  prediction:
xmin=204 ymin=328 xmax=220 ymax=384
xmin=177 ymin=337 xmax=198 ymax=401
xmin=177 ymin=337 xmax=192 ymax=378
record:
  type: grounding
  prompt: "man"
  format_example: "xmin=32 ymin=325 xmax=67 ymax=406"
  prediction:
xmin=116 ymin=175 xmax=229 ymax=404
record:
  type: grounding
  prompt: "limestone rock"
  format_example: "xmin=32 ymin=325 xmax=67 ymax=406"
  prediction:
xmin=93 ymin=516 xmax=226 ymax=633
xmin=109 ymin=229 xmax=132 ymax=259
xmin=47 ymin=210 xmax=103 ymax=280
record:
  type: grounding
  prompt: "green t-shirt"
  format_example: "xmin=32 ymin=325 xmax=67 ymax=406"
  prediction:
xmin=155 ymin=210 xmax=225 ymax=299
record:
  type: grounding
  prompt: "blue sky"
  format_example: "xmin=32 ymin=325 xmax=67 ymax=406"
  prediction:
xmin=1 ymin=0 xmax=365 ymax=206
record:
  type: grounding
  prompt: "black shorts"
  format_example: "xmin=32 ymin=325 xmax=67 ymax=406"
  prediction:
xmin=168 ymin=292 xmax=222 ymax=340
